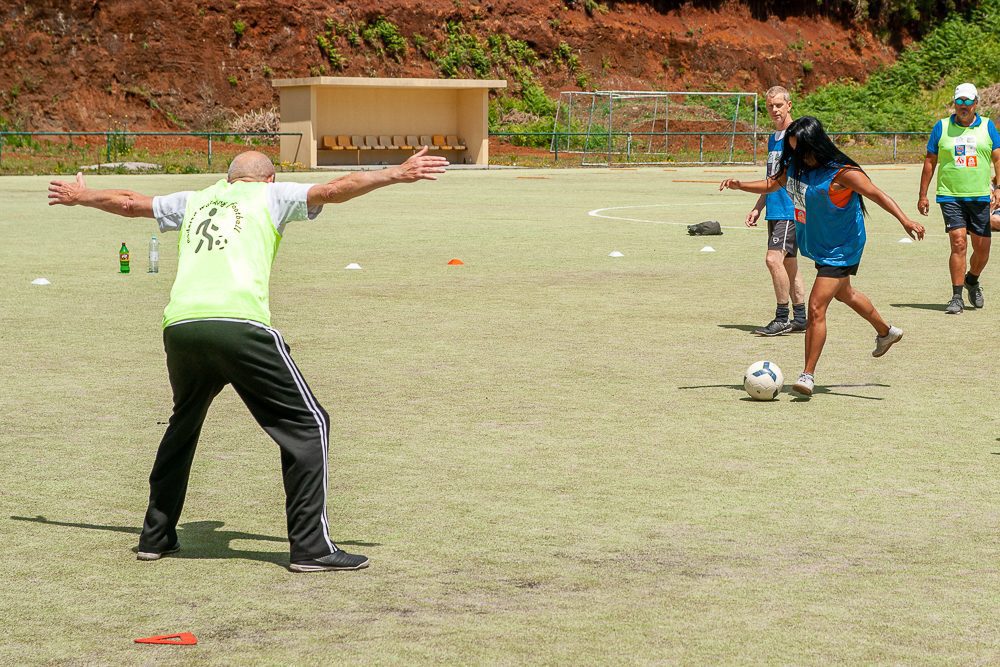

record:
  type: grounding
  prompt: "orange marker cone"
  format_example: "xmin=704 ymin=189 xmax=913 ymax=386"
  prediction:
xmin=447 ymin=258 xmax=464 ymax=266
xmin=134 ymin=632 xmax=198 ymax=645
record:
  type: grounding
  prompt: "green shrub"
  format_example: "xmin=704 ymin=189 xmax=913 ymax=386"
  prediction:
xmin=361 ymin=17 xmax=407 ymax=62
xmin=436 ymin=21 xmax=491 ymax=78
xmin=316 ymin=27 xmax=347 ymax=70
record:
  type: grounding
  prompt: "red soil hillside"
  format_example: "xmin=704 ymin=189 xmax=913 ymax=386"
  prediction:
xmin=0 ymin=0 xmax=898 ymax=131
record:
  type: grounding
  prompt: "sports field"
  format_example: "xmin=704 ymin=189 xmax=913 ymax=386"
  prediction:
xmin=2 ymin=165 xmax=998 ymax=664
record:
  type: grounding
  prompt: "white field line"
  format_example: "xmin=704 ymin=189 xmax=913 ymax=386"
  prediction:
xmin=587 ymin=203 xmax=936 ymax=238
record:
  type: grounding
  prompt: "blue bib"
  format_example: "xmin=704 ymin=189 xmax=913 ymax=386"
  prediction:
xmin=765 ymin=130 xmax=795 ymax=220
xmin=786 ymin=162 xmax=866 ymax=266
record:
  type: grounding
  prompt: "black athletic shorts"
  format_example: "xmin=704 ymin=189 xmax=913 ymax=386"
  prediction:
xmin=766 ymin=219 xmax=798 ymax=256
xmin=815 ymin=262 xmax=859 ymax=278
xmin=940 ymin=200 xmax=991 ymax=237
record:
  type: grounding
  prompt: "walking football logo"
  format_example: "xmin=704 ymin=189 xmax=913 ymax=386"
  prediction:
xmin=185 ymin=200 xmax=244 ymax=252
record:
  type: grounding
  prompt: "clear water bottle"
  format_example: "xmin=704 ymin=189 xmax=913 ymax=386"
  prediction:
xmin=148 ymin=235 xmax=159 ymax=273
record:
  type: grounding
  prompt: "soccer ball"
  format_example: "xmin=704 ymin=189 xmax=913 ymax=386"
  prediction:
xmin=743 ymin=361 xmax=783 ymax=401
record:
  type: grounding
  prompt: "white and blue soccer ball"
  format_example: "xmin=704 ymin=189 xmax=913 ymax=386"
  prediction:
xmin=743 ymin=361 xmax=783 ymax=401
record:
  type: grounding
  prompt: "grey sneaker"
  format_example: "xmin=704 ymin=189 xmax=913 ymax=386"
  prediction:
xmin=792 ymin=372 xmax=814 ymax=396
xmin=872 ymin=325 xmax=903 ymax=358
xmin=753 ymin=319 xmax=793 ymax=336
xmin=789 ymin=319 xmax=807 ymax=333
xmin=289 ymin=550 xmax=369 ymax=573
xmin=945 ymin=295 xmax=964 ymax=314
xmin=136 ymin=544 xmax=180 ymax=561
xmin=965 ymin=281 xmax=984 ymax=308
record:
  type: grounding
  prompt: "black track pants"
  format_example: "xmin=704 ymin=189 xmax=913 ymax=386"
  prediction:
xmin=138 ymin=319 xmax=338 ymax=561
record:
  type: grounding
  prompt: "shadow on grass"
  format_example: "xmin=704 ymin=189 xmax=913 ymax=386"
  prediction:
xmin=717 ymin=324 xmax=760 ymax=333
xmin=678 ymin=383 xmax=888 ymax=401
xmin=9 ymin=516 xmax=379 ymax=568
xmin=890 ymin=303 xmax=948 ymax=312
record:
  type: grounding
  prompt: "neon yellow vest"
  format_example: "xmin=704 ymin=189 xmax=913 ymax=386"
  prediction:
xmin=936 ymin=116 xmax=994 ymax=198
xmin=163 ymin=180 xmax=281 ymax=328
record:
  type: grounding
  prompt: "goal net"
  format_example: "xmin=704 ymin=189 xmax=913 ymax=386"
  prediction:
xmin=552 ymin=91 xmax=760 ymax=167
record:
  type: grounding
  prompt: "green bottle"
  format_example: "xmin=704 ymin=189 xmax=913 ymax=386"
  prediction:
xmin=119 ymin=242 xmax=130 ymax=274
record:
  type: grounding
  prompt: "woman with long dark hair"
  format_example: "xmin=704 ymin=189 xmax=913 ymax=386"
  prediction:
xmin=720 ymin=116 xmax=925 ymax=396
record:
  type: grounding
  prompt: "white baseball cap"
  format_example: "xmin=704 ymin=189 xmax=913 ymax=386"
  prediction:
xmin=954 ymin=83 xmax=978 ymax=101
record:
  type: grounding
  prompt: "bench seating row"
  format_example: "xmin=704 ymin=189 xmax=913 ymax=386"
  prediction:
xmin=320 ymin=134 xmax=467 ymax=151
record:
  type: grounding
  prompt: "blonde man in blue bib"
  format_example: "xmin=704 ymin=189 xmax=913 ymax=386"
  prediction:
xmin=47 ymin=148 xmax=448 ymax=572
xmin=917 ymin=83 xmax=1000 ymax=314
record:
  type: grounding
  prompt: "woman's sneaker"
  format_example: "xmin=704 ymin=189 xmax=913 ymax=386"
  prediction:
xmin=289 ymin=550 xmax=369 ymax=573
xmin=872 ymin=325 xmax=903 ymax=358
xmin=792 ymin=372 xmax=814 ymax=396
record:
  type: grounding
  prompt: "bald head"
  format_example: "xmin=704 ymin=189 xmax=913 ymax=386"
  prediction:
xmin=227 ymin=151 xmax=276 ymax=183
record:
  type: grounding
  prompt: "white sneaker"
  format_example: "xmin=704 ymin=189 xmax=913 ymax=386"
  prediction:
xmin=872 ymin=325 xmax=903 ymax=358
xmin=792 ymin=372 xmax=814 ymax=396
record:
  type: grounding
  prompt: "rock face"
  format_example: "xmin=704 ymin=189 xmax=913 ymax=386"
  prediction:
xmin=0 ymin=0 xmax=897 ymax=130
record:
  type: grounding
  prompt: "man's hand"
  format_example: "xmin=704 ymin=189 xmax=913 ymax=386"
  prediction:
xmin=745 ymin=208 xmax=761 ymax=227
xmin=47 ymin=172 xmax=87 ymax=206
xmin=393 ymin=147 xmax=450 ymax=183
xmin=917 ymin=195 xmax=930 ymax=216
xmin=902 ymin=218 xmax=926 ymax=240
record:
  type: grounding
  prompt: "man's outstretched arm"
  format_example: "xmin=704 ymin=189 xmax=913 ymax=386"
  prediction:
xmin=48 ymin=172 xmax=155 ymax=218
xmin=307 ymin=146 xmax=449 ymax=206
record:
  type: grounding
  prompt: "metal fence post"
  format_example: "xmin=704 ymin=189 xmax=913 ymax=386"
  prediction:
xmin=699 ymin=134 xmax=704 ymax=162
xmin=892 ymin=134 xmax=898 ymax=162
xmin=105 ymin=132 xmax=112 ymax=162
xmin=208 ymin=134 xmax=213 ymax=167
xmin=0 ymin=134 xmax=4 ymax=166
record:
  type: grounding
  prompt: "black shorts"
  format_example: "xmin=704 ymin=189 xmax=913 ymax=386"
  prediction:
xmin=940 ymin=200 xmax=991 ymax=237
xmin=766 ymin=219 xmax=798 ymax=256
xmin=815 ymin=262 xmax=859 ymax=278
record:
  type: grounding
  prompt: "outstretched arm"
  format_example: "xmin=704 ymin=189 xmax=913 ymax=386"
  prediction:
xmin=837 ymin=169 xmax=925 ymax=240
xmin=307 ymin=146 xmax=449 ymax=206
xmin=48 ymin=172 xmax=155 ymax=218
xmin=719 ymin=174 xmax=785 ymax=195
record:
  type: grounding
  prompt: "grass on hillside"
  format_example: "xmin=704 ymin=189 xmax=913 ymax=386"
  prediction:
xmin=1 ymin=167 xmax=999 ymax=664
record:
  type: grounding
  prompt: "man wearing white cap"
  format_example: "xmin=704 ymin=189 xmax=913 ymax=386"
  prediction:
xmin=918 ymin=82 xmax=1000 ymax=314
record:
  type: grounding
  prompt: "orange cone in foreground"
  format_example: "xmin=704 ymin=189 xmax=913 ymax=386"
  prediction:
xmin=447 ymin=258 xmax=464 ymax=265
xmin=134 ymin=632 xmax=198 ymax=645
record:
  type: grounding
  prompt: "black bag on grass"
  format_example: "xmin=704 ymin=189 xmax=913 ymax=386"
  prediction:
xmin=687 ymin=220 xmax=723 ymax=236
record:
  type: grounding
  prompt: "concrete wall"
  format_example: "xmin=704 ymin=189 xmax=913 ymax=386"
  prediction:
xmin=277 ymin=86 xmax=314 ymax=168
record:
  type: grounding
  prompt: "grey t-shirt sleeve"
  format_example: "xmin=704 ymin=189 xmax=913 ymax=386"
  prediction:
xmin=152 ymin=191 xmax=193 ymax=232
xmin=266 ymin=182 xmax=324 ymax=234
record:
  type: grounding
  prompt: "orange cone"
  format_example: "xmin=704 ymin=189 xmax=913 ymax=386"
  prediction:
xmin=134 ymin=632 xmax=198 ymax=645
xmin=447 ymin=258 xmax=464 ymax=266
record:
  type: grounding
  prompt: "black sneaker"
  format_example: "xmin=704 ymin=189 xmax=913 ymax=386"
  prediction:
xmin=965 ymin=281 xmax=984 ymax=308
xmin=136 ymin=544 xmax=180 ymax=561
xmin=289 ymin=550 xmax=369 ymax=573
xmin=945 ymin=295 xmax=964 ymax=314
xmin=753 ymin=319 xmax=792 ymax=336
xmin=789 ymin=320 xmax=807 ymax=333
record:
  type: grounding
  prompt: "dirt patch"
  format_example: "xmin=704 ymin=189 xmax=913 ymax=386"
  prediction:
xmin=0 ymin=1 xmax=898 ymax=131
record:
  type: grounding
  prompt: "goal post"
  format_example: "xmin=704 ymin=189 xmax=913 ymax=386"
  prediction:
xmin=552 ymin=90 xmax=760 ymax=167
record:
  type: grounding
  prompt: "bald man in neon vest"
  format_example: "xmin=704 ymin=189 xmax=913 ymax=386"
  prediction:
xmin=918 ymin=83 xmax=1000 ymax=314
xmin=48 ymin=148 xmax=448 ymax=572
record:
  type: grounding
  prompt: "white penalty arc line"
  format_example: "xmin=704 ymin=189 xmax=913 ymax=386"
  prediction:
xmin=588 ymin=204 xmax=751 ymax=231
xmin=587 ymin=203 xmax=937 ymax=238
